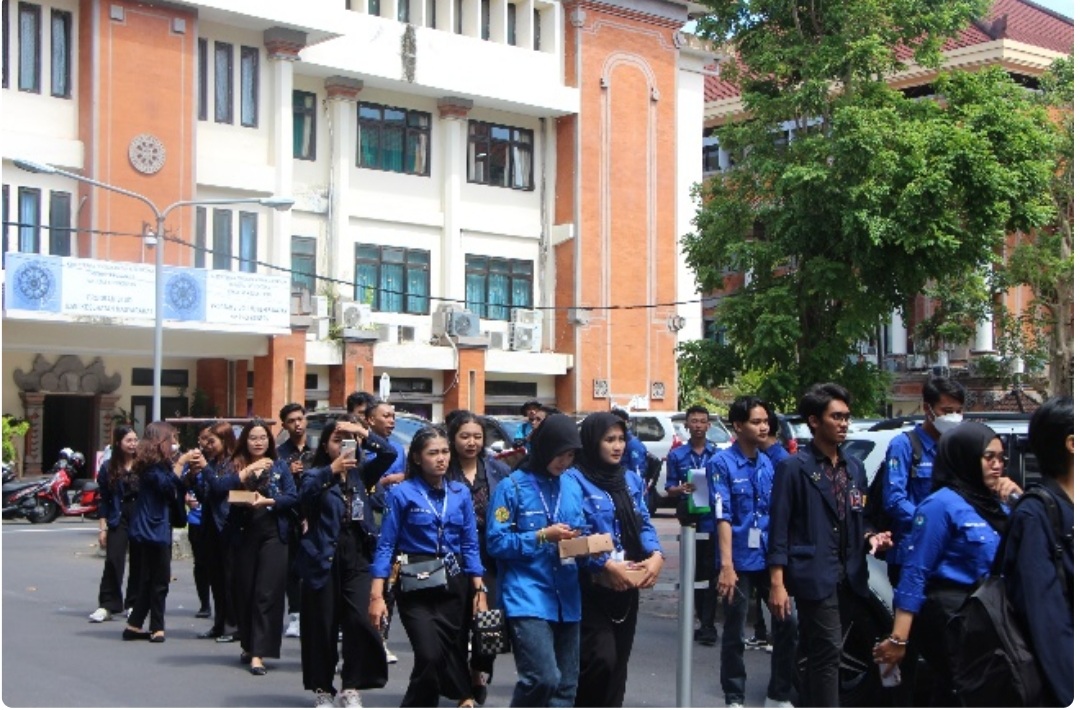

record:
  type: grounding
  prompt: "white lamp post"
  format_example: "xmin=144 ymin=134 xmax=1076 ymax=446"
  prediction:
xmin=12 ymin=159 xmax=294 ymax=422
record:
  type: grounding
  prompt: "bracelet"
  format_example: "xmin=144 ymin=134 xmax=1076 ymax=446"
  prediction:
xmin=886 ymin=635 xmax=907 ymax=647
xmin=537 ymin=529 xmax=547 ymax=544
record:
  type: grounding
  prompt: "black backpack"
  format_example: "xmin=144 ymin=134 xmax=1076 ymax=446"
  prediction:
xmin=865 ymin=429 xmax=921 ymax=534
xmin=947 ymin=485 xmax=1071 ymax=707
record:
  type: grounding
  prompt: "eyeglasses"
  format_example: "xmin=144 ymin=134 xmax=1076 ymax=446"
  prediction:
xmin=826 ymin=412 xmax=852 ymax=423
xmin=982 ymin=452 xmax=1009 ymax=464
xmin=248 ymin=435 xmax=270 ymax=443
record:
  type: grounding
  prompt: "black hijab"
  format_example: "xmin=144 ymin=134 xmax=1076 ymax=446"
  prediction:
xmin=577 ymin=412 xmax=646 ymax=562
xmin=931 ymin=421 xmax=1010 ymax=535
xmin=523 ymin=414 xmax=581 ymax=477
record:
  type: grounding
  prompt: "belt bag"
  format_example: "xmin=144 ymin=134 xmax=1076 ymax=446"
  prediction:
xmin=398 ymin=558 xmax=448 ymax=593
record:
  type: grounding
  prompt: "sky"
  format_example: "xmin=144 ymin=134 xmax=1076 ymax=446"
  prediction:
xmin=1033 ymin=0 xmax=1074 ymax=18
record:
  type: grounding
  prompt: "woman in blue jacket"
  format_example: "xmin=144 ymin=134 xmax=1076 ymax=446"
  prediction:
xmin=192 ymin=420 xmax=238 ymax=641
xmin=123 ymin=421 xmax=184 ymax=643
xmin=567 ymin=412 xmax=664 ymax=708
xmin=488 ymin=413 xmax=587 ymax=708
xmin=210 ymin=419 xmax=297 ymax=675
xmin=369 ymin=427 xmax=488 ymax=708
xmin=873 ymin=422 xmax=1019 ymax=705
xmin=296 ymin=415 xmax=396 ymax=708
xmin=90 ymin=425 xmax=141 ymax=623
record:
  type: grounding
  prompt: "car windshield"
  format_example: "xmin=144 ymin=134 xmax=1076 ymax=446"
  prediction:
xmin=389 ymin=416 xmax=428 ymax=449
xmin=841 ymin=440 xmax=875 ymax=466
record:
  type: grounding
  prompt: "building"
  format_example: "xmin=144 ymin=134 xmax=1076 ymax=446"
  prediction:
xmin=2 ymin=0 xmax=717 ymax=474
xmin=699 ymin=0 xmax=1073 ymax=414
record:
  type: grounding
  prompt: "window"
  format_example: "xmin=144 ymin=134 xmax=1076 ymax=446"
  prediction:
xmin=368 ymin=0 xmax=380 ymax=15
xmin=211 ymin=208 xmax=232 ymax=270
xmin=357 ymin=103 xmax=431 ymax=176
xmin=354 ymin=244 xmax=430 ymax=314
xmin=702 ymin=142 xmax=720 ymax=173
xmin=397 ymin=0 xmax=409 ymax=23
xmin=426 ymin=0 xmax=435 ymax=28
xmin=194 ymin=206 xmax=206 ymax=268
xmin=465 ymin=255 xmax=533 ymax=320
xmin=214 ymin=41 xmax=233 ymax=123
xmin=507 ymin=3 xmax=516 ymax=45
xmin=50 ymin=9 xmax=70 ymax=97
xmin=239 ymin=46 xmax=258 ymax=127
xmin=48 ymin=191 xmax=71 ymax=256
xmin=293 ymin=90 xmax=316 ymax=160
xmin=132 ymin=368 xmax=188 ymax=387
xmin=197 ymin=38 xmax=207 ymax=120
xmin=291 ymin=236 xmax=317 ymax=295
xmin=1 ymin=184 xmax=8 ymax=257
xmin=533 ymin=9 xmax=540 ymax=50
xmin=454 ymin=0 xmax=462 ymax=33
xmin=480 ymin=0 xmax=489 ymax=39
xmin=238 ymin=212 xmax=257 ymax=273
xmin=17 ymin=187 xmax=40 ymax=253
xmin=468 ymin=121 xmax=534 ymax=190
xmin=2 ymin=0 xmax=9 ymax=88
xmin=18 ymin=2 xmax=40 ymax=92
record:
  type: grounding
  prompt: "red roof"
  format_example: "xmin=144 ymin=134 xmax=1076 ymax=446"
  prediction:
xmin=704 ymin=0 xmax=1073 ymax=103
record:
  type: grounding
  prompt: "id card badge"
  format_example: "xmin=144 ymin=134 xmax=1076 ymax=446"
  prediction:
xmin=350 ymin=491 xmax=365 ymax=521
xmin=849 ymin=488 xmax=863 ymax=512
xmin=747 ymin=527 xmax=762 ymax=549
xmin=612 ymin=549 xmax=626 ymax=562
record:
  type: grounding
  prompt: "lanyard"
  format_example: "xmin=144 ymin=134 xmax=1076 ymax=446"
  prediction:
xmin=689 ymin=448 xmax=709 ymax=471
xmin=602 ymin=491 xmax=624 ymax=552
xmin=422 ymin=484 xmax=450 ymax=554
xmin=527 ymin=475 xmax=562 ymax=525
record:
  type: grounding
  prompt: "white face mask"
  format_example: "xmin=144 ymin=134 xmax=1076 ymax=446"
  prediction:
xmin=171 ymin=443 xmax=180 ymax=454
xmin=933 ymin=412 xmax=963 ymax=434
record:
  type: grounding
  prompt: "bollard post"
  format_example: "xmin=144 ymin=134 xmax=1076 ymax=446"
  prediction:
xmin=676 ymin=524 xmax=695 ymax=707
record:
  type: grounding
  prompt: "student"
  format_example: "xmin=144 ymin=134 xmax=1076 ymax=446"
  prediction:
xmin=767 ymin=383 xmax=892 ymax=707
xmin=488 ymin=413 xmax=587 ymax=707
xmin=369 ymin=427 xmax=487 ymax=708
xmin=568 ymin=412 xmax=664 ymax=708
xmin=90 ymin=426 xmax=142 ymax=623
xmin=193 ymin=421 xmax=239 ymax=642
xmin=185 ymin=425 xmax=212 ymax=620
xmin=277 ymin=402 xmax=311 ymax=639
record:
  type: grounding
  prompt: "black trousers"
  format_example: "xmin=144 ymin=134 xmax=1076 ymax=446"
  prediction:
xmin=97 ymin=503 xmax=141 ymax=613
xmin=128 ymin=541 xmax=171 ymax=634
xmin=912 ymin=584 xmax=971 ymax=707
xmin=233 ymin=512 xmax=288 ymax=659
xmin=188 ymin=522 xmax=211 ymax=609
xmin=575 ymin=585 xmax=640 ymax=708
xmin=694 ymin=532 xmax=718 ymax=629
xmin=203 ymin=519 xmax=237 ymax=635
xmin=795 ymin=587 xmax=843 ymax=708
xmin=396 ymin=571 xmax=473 ymax=707
xmin=300 ymin=527 xmax=388 ymax=694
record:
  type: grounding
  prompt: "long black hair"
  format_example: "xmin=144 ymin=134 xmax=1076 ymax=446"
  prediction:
xmin=311 ymin=415 xmax=356 ymax=469
xmin=107 ymin=425 xmax=138 ymax=493
xmin=447 ymin=411 xmax=485 ymax=464
xmin=406 ymin=426 xmax=449 ymax=479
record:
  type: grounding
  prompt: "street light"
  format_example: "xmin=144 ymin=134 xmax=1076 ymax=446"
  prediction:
xmin=12 ymin=159 xmax=294 ymax=422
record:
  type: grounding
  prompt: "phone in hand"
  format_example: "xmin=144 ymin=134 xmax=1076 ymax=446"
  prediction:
xmin=341 ymin=439 xmax=358 ymax=459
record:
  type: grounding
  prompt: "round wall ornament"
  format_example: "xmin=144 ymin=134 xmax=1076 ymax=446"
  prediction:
xmin=128 ymin=133 xmax=166 ymax=175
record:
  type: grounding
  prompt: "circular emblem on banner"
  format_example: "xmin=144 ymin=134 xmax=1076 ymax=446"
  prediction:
xmin=128 ymin=133 xmax=166 ymax=175
xmin=16 ymin=263 xmax=54 ymax=301
xmin=166 ymin=273 xmax=200 ymax=314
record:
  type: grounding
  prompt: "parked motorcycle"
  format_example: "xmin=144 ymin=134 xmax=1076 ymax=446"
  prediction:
xmin=1 ymin=449 xmax=99 ymax=523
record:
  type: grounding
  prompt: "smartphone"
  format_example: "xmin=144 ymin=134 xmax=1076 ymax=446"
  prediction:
xmin=341 ymin=439 xmax=358 ymax=459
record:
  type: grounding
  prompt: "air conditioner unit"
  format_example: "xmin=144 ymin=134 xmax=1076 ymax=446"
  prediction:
xmin=376 ymin=324 xmax=398 ymax=343
xmin=314 ymin=318 xmax=330 ymax=340
xmin=399 ymin=325 xmax=416 ymax=343
xmin=511 ymin=308 xmax=542 ymax=326
xmin=432 ymin=304 xmax=480 ymax=338
xmin=487 ymin=331 xmax=506 ymax=350
xmin=312 ymin=295 xmax=329 ymax=319
xmin=335 ymin=301 xmax=372 ymax=329
xmin=510 ymin=323 xmax=542 ymax=353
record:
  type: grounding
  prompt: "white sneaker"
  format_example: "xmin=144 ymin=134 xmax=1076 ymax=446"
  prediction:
xmin=314 ymin=690 xmax=336 ymax=708
xmin=764 ymin=699 xmax=793 ymax=708
xmin=727 ymin=703 xmax=744 ymax=708
xmin=284 ymin=613 xmax=300 ymax=638
xmin=384 ymin=641 xmax=398 ymax=664
xmin=88 ymin=608 xmax=111 ymax=623
xmin=336 ymin=689 xmax=362 ymax=708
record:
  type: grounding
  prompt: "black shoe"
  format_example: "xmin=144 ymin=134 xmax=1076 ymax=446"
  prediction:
xmin=195 ymin=606 xmax=211 ymax=619
xmin=250 ymin=664 xmax=267 ymax=676
xmin=123 ymin=628 xmax=150 ymax=641
xmin=240 ymin=651 xmax=252 ymax=664
xmin=149 ymin=633 xmax=166 ymax=643
xmin=215 ymin=634 xmax=237 ymax=643
xmin=693 ymin=627 xmax=704 ymax=642
xmin=472 ymin=685 xmax=488 ymax=706
xmin=697 ymin=627 xmax=718 ymax=647
xmin=197 ymin=628 xmax=222 ymax=639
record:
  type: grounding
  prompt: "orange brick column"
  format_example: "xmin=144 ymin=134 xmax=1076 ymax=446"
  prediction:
xmin=196 ymin=359 xmax=229 ymax=416
xmin=252 ymin=330 xmax=308 ymax=420
xmin=329 ymin=339 xmax=376 ymax=408
xmin=233 ymin=360 xmax=249 ymax=416
xmin=442 ymin=345 xmax=487 ymax=413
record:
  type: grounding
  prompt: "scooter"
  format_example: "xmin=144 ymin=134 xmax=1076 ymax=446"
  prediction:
xmin=2 ymin=449 xmax=99 ymax=523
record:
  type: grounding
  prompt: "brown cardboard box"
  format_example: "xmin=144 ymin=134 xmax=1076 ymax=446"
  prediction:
xmin=228 ymin=490 xmax=258 ymax=505
xmin=558 ymin=533 xmax=615 ymax=559
xmin=594 ymin=565 xmax=649 ymax=589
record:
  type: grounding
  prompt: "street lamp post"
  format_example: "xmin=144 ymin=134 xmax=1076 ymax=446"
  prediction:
xmin=12 ymin=159 xmax=294 ymax=422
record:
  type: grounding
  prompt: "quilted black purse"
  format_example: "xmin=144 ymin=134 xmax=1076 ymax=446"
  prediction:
xmin=472 ymin=608 xmax=510 ymax=656
xmin=398 ymin=558 xmax=448 ymax=593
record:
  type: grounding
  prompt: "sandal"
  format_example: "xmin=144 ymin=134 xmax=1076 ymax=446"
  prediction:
xmin=149 ymin=632 xmax=166 ymax=643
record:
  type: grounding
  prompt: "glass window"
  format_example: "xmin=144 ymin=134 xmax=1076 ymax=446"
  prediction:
xmin=239 ymin=46 xmax=258 ymax=128
xmin=48 ymin=190 xmax=71 ymax=256
xmin=18 ymin=2 xmax=40 ymax=92
xmin=2 ymin=0 xmax=9 ymax=88
xmin=454 ymin=0 xmax=462 ymax=33
xmin=50 ymin=9 xmax=70 ymax=98
xmin=507 ymin=3 xmax=516 ymax=45
xmin=291 ymin=236 xmax=317 ymax=295
xmin=17 ymin=187 xmax=40 ymax=253
xmin=214 ymin=41 xmax=233 ymax=124
xmin=238 ymin=212 xmax=257 ymax=273
xmin=1 ymin=184 xmax=8 ymax=257
xmin=197 ymin=38 xmax=207 ymax=121
xmin=468 ymin=121 xmax=534 ymax=190
xmin=354 ymin=243 xmax=429 ymax=314
xmin=426 ymin=0 xmax=436 ymax=28
xmin=465 ymin=254 xmax=533 ymax=319
xmin=293 ymin=90 xmax=316 ymax=160
xmin=369 ymin=0 xmax=380 ymax=14
xmin=194 ymin=206 xmax=206 ymax=268
xmin=398 ymin=0 xmax=409 ymax=22
xmin=480 ymin=0 xmax=489 ymax=39
xmin=357 ymin=102 xmax=430 ymax=176
xmin=533 ymin=8 xmax=540 ymax=50
xmin=211 ymin=208 xmax=232 ymax=270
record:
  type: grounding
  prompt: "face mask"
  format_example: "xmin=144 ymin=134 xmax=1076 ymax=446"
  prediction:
xmin=171 ymin=443 xmax=180 ymax=454
xmin=933 ymin=412 xmax=963 ymax=434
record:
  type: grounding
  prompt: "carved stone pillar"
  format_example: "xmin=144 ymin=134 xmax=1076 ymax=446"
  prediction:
xmin=98 ymin=394 xmax=121 ymax=455
xmin=20 ymin=392 xmax=46 ymax=477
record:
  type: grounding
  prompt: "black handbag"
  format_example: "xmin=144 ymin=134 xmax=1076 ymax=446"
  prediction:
xmin=398 ymin=558 xmax=448 ymax=593
xmin=472 ymin=608 xmax=510 ymax=656
xmin=169 ymin=493 xmax=188 ymax=529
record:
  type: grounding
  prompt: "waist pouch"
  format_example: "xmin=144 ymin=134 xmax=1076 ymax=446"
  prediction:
xmin=398 ymin=558 xmax=448 ymax=593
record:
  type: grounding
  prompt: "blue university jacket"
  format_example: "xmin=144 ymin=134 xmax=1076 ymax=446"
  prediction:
xmin=566 ymin=468 xmax=662 ymax=572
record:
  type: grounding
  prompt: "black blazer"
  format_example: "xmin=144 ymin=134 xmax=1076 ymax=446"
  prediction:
xmin=766 ymin=446 xmax=871 ymax=601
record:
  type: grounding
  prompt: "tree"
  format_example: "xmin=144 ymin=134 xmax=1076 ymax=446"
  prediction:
xmin=685 ymin=0 xmax=1058 ymax=408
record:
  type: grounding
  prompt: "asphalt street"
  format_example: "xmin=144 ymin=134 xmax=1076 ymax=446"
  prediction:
xmin=2 ymin=514 xmax=775 ymax=707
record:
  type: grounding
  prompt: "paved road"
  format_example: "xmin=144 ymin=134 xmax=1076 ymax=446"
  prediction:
xmin=2 ymin=514 xmax=774 ymax=707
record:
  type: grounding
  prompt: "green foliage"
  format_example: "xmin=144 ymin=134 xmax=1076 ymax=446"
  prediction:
xmin=913 ymin=268 xmax=994 ymax=356
xmin=3 ymin=415 xmax=30 ymax=467
xmin=686 ymin=0 xmax=1059 ymax=408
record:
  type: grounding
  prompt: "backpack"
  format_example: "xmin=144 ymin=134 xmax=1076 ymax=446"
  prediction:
xmin=864 ymin=429 xmax=921 ymax=534
xmin=946 ymin=485 xmax=1071 ymax=707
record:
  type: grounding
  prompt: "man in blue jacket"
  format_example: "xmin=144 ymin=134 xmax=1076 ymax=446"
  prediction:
xmin=767 ymin=383 xmax=892 ymax=707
